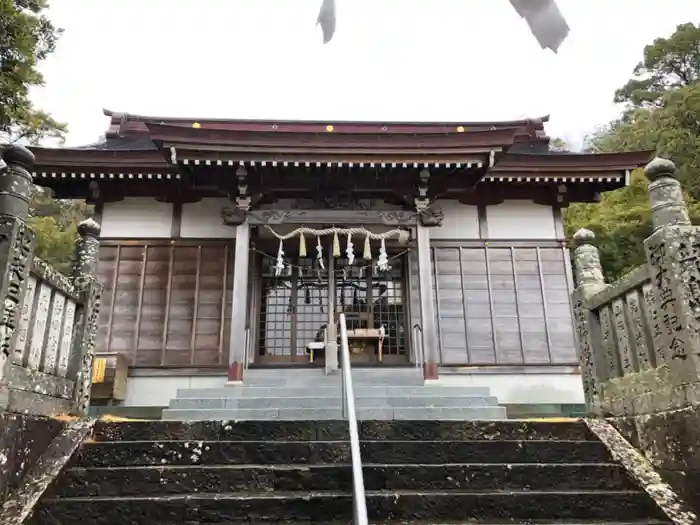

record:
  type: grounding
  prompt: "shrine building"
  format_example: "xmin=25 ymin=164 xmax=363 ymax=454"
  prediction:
xmin=29 ymin=110 xmax=653 ymax=419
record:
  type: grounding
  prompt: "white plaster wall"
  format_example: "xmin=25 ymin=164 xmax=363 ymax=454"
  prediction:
xmin=486 ymin=200 xmax=556 ymax=239
xmin=101 ymin=198 xmax=173 ymax=238
xmin=181 ymin=198 xmax=237 ymax=238
xmin=437 ymin=372 xmax=585 ymax=404
xmin=124 ymin=376 xmax=225 ymax=406
xmin=432 ymin=200 xmax=479 ymax=240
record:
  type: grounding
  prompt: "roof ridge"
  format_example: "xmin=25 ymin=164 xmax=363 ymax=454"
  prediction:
xmin=103 ymin=108 xmax=550 ymax=138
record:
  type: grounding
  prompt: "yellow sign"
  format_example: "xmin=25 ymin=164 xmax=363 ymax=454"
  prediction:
xmin=92 ymin=358 xmax=106 ymax=384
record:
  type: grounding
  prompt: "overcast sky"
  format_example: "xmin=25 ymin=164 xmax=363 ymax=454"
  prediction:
xmin=31 ymin=0 xmax=698 ymax=149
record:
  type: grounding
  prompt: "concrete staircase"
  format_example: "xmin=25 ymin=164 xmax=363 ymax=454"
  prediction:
xmin=31 ymin=419 xmax=669 ymax=524
xmin=161 ymin=367 xmax=507 ymax=421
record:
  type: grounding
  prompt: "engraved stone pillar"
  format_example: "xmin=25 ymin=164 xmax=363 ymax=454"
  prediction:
xmin=68 ymin=218 xmax=103 ymax=415
xmin=416 ymin=223 xmax=439 ymax=380
xmin=642 ymin=157 xmax=700 ymax=383
xmin=571 ymin=228 xmax=607 ymax=410
xmin=227 ymin=220 xmax=250 ymax=383
xmin=0 ymin=146 xmax=36 ymax=387
xmin=72 ymin=218 xmax=101 ymax=281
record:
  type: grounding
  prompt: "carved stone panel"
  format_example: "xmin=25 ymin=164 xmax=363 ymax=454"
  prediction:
xmin=43 ymin=292 xmax=66 ymax=375
xmin=572 ymin=289 xmax=599 ymax=405
xmin=26 ymin=283 xmax=51 ymax=371
xmin=644 ymin=226 xmax=700 ymax=382
xmin=0 ymin=219 xmax=35 ymax=379
xmin=599 ymin=304 xmax=622 ymax=381
xmin=57 ymin=300 xmax=76 ymax=378
xmin=625 ymin=289 xmax=652 ymax=371
xmin=611 ymin=298 xmax=635 ymax=375
xmin=642 ymin=282 xmax=663 ymax=365
xmin=13 ymin=275 xmax=36 ymax=366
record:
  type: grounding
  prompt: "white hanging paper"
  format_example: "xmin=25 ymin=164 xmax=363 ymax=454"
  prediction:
xmin=316 ymin=236 xmax=325 ymax=270
xmin=346 ymin=233 xmax=355 ymax=265
xmin=274 ymin=239 xmax=285 ymax=276
xmin=377 ymin=238 xmax=389 ymax=271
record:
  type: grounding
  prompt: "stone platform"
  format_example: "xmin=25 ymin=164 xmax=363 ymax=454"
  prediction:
xmin=162 ymin=367 xmax=507 ymax=421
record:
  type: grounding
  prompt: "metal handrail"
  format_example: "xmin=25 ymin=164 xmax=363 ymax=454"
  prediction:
xmin=338 ymin=313 xmax=369 ymax=525
xmin=413 ymin=323 xmax=424 ymax=369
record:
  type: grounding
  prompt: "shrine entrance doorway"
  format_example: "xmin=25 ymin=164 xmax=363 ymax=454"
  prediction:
xmin=255 ymin=240 xmax=409 ymax=366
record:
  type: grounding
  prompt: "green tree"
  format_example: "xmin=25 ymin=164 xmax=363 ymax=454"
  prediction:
xmin=549 ymin=137 xmax=570 ymax=152
xmin=565 ymin=22 xmax=700 ymax=281
xmin=1 ymin=0 xmax=66 ymax=144
xmin=614 ymin=22 xmax=700 ymax=109
xmin=1 ymin=1 xmax=83 ymax=272
xmin=28 ymin=189 xmax=88 ymax=273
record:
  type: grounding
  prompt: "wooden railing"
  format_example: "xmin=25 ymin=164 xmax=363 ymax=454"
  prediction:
xmin=572 ymin=157 xmax=699 ymax=417
xmin=0 ymin=145 xmax=102 ymax=417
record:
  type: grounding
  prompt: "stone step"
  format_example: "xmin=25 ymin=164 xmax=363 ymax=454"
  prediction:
xmin=91 ymin=420 xmax=595 ymax=442
xmin=242 ymin=368 xmax=425 ymax=387
xmin=161 ymin=405 xmax=507 ymax=421
xmin=175 ymin=385 xmax=492 ymax=399
xmin=32 ymin=490 xmax=666 ymax=523
xmin=167 ymin=395 xmax=500 ymax=411
xmin=72 ymin=440 xmax=612 ymax=468
xmin=56 ymin=463 xmax=638 ymax=498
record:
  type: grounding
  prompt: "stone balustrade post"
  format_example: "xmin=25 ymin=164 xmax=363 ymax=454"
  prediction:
xmin=572 ymin=228 xmax=607 ymax=295
xmin=0 ymin=146 xmax=36 ymax=388
xmin=67 ymin=218 xmax=102 ymax=416
xmin=571 ymin=228 xmax=607 ymax=410
xmin=642 ymin=157 xmax=700 ymax=383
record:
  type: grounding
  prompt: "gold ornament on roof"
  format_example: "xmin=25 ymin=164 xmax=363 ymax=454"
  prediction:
xmin=326 ymin=124 xmax=334 ymax=132
xmin=192 ymin=122 xmax=201 ymax=129
xmin=456 ymin=126 xmax=465 ymax=133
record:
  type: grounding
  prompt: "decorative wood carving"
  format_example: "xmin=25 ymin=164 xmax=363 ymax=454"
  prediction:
xmin=244 ymin=209 xmax=419 ymax=226
xmin=417 ymin=207 xmax=445 ymax=227
xmin=221 ymin=206 xmax=247 ymax=226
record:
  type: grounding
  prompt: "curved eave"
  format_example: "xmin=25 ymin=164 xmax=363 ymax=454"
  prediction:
xmin=29 ymin=146 xmax=175 ymax=185
xmin=493 ymin=151 xmax=655 ymax=171
xmin=145 ymin=122 xmax=518 ymax=151
xmin=30 ymin=146 xmax=169 ymax=170
xmin=105 ymin=108 xmax=549 ymax=135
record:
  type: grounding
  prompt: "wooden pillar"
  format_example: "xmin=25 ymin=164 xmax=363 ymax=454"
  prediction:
xmin=227 ymin=220 xmax=250 ymax=383
xmin=416 ymin=223 xmax=439 ymax=380
xmin=326 ymin=249 xmax=338 ymax=374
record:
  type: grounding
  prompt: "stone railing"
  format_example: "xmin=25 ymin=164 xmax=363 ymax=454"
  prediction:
xmin=572 ymin=157 xmax=699 ymax=416
xmin=573 ymin=156 xmax=700 ymax=512
xmin=0 ymin=145 xmax=102 ymax=417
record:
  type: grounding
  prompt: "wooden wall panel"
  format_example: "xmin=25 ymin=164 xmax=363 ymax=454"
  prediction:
xmin=96 ymin=240 xmax=234 ymax=367
xmin=431 ymin=245 xmax=576 ymax=366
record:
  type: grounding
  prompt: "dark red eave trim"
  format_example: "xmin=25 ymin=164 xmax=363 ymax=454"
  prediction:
xmin=145 ymin=122 xmax=519 ymax=151
xmin=492 ymin=151 xmax=655 ymax=171
xmin=30 ymin=147 xmax=169 ymax=170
